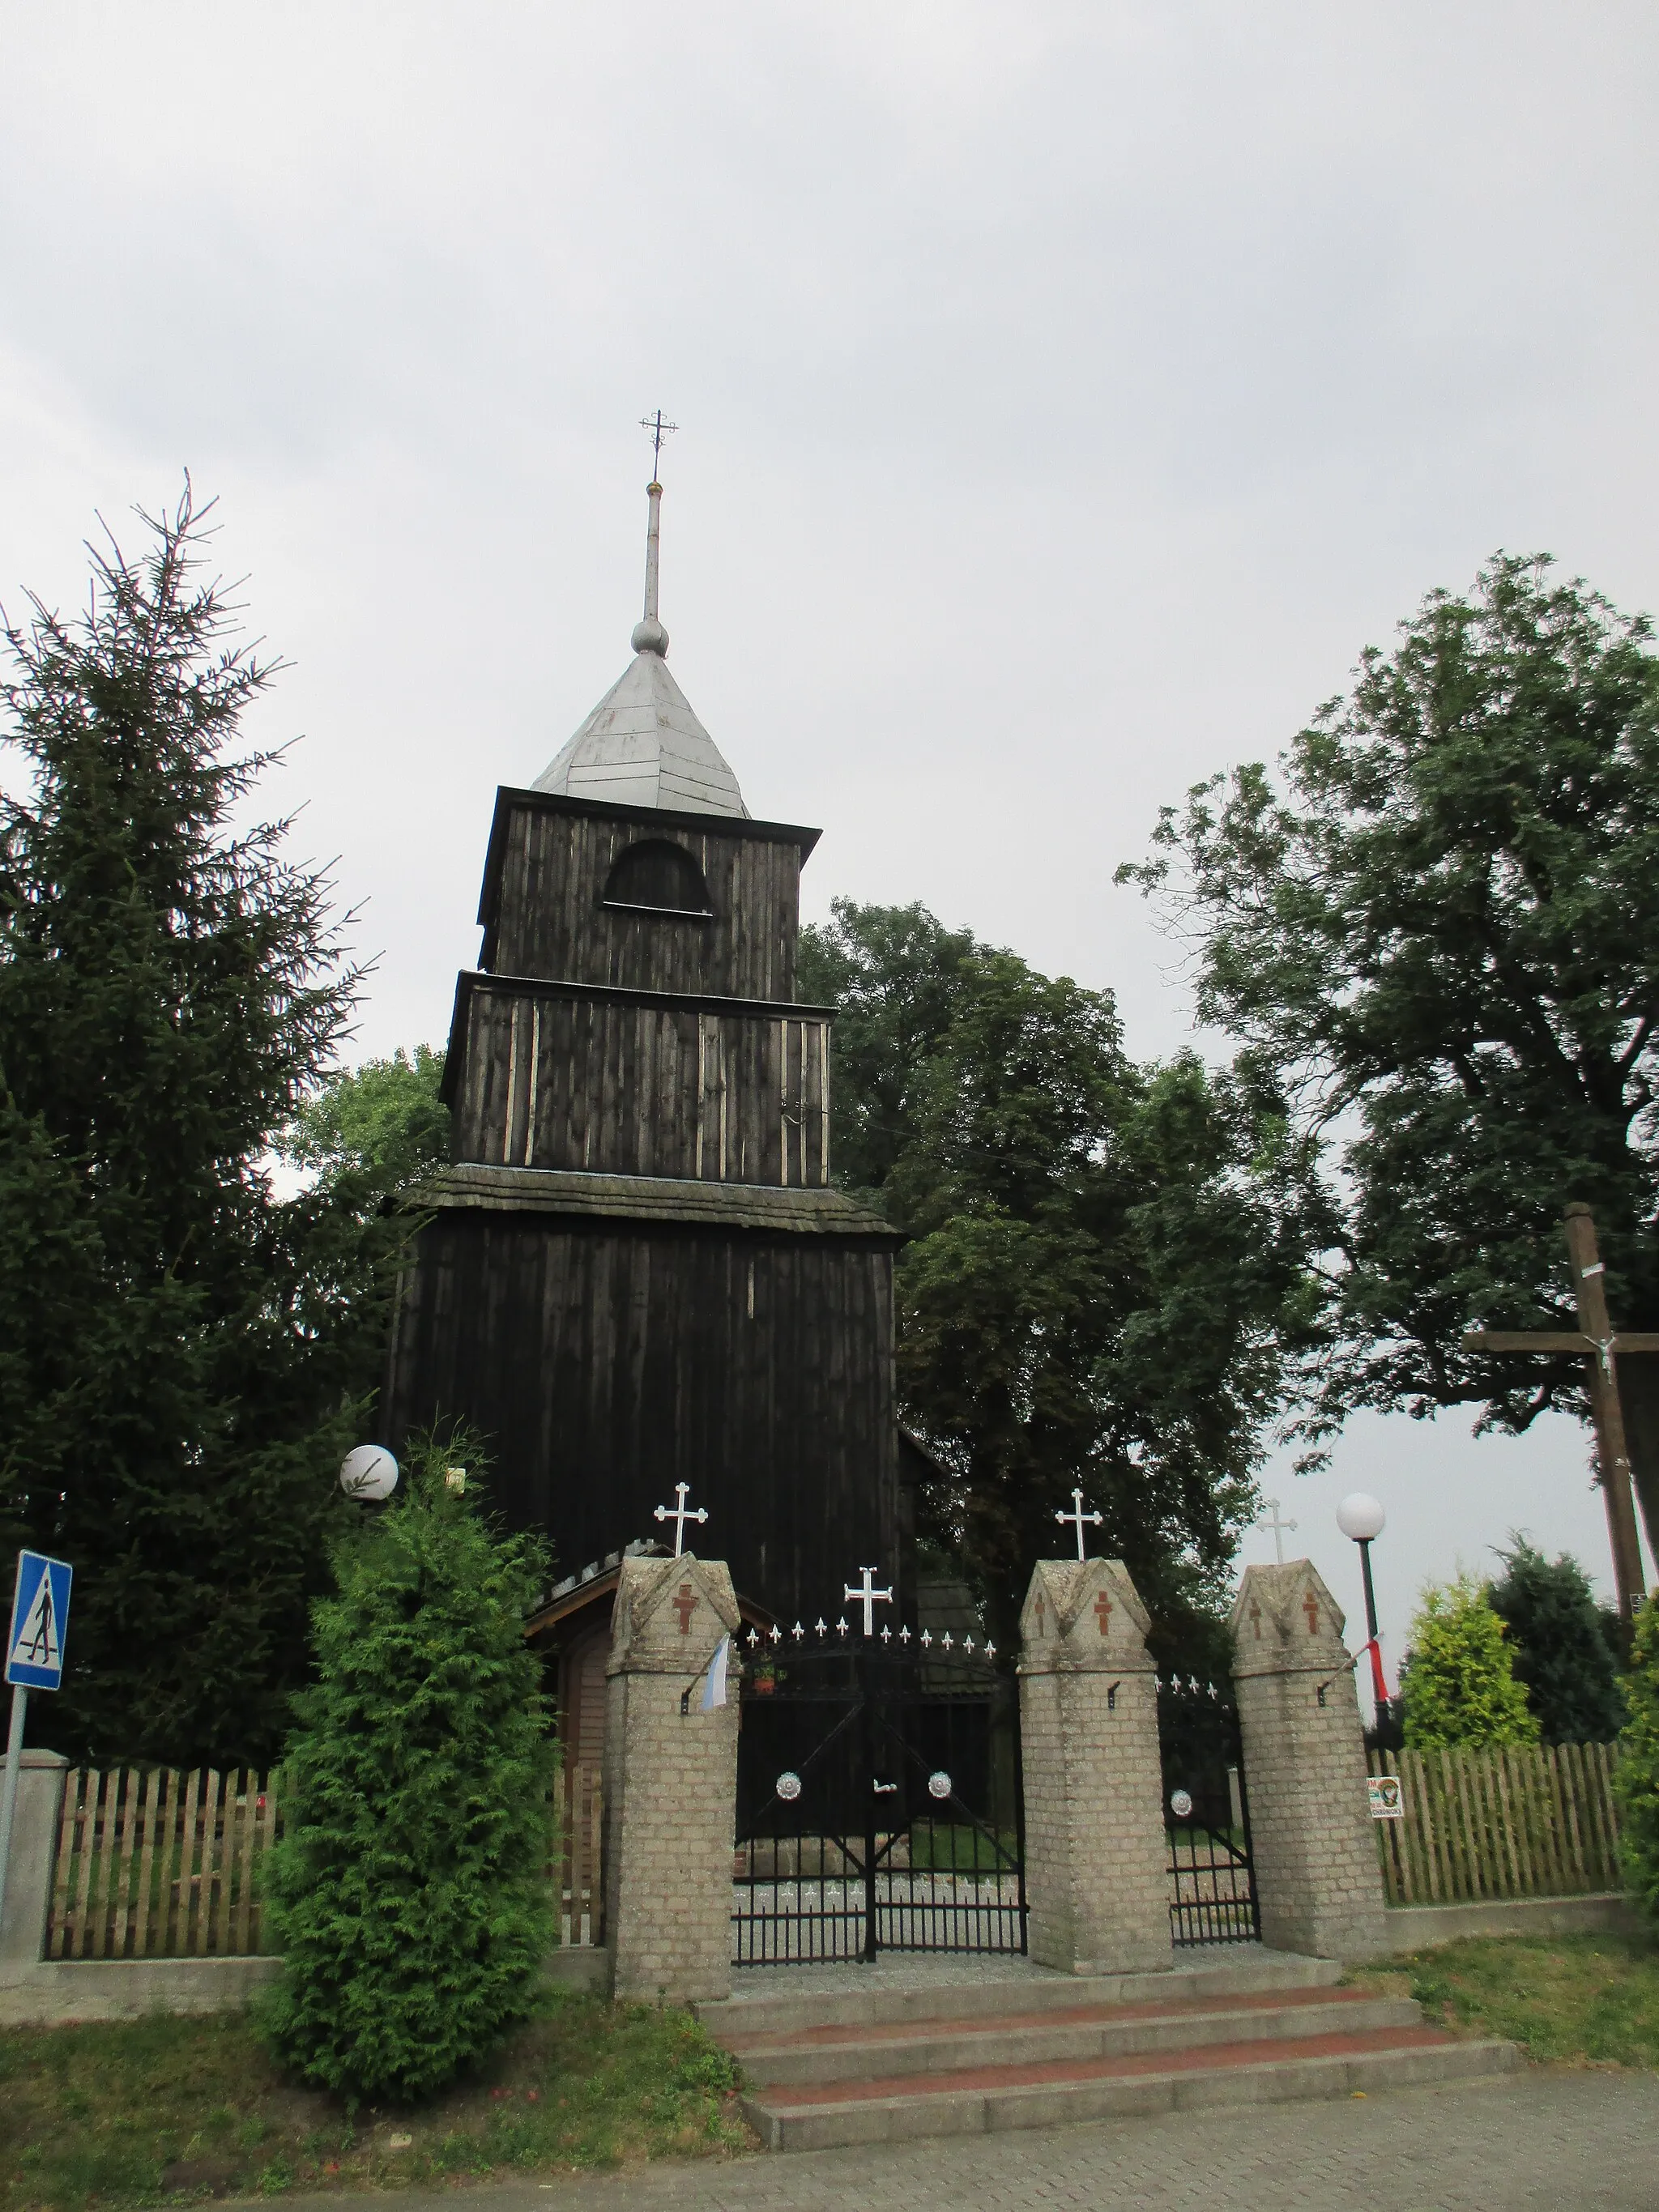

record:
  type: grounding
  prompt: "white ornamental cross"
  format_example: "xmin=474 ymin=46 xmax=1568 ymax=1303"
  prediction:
xmin=842 ymin=1566 xmax=893 ymax=1636
xmin=653 ymin=1481 xmax=709 ymax=1558
xmin=1257 ymin=1497 xmax=1298 ymax=1566
xmin=1055 ymin=1486 xmax=1103 ymax=1561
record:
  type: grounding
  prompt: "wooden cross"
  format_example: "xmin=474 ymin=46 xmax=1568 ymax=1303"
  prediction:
xmin=842 ymin=1566 xmax=893 ymax=1636
xmin=1094 ymin=1589 xmax=1112 ymax=1638
xmin=1462 ymin=1204 xmax=1653 ymax=1618
xmin=672 ymin=1580 xmax=699 ymax=1634
xmin=653 ymin=1481 xmax=708 ymax=1558
xmin=1055 ymin=1487 xmax=1103 ymax=1560
xmin=1302 ymin=1589 xmax=1320 ymax=1636
xmin=1257 ymin=1498 xmax=1298 ymax=1566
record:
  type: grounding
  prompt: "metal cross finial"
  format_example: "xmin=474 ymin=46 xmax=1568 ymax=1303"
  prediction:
xmin=640 ymin=409 xmax=678 ymax=486
xmin=1258 ymin=1498 xmax=1298 ymax=1566
xmin=652 ymin=1481 xmax=708 ymax=1558
xmin=842 ymin=1566 xmax=893 ymax=1636
xmin=1055 ymin=1487 xmax=1103 ymax=1561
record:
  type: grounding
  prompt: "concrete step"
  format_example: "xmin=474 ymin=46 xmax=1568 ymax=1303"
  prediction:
xmin=725 ymin=1987 xmax=1422 ymax=2089
xmin=739 ymin=2025 xmax=1521 ymax=2151
xmin=706 ymin=1950 xmax=1342 ymax=2042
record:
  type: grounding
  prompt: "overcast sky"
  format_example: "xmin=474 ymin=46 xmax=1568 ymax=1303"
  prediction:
xmin=4 ymin=3 xmax=1656 ymax=1674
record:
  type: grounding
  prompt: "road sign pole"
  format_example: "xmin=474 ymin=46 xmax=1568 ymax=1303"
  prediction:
xmin=0 ymin=1682 xmax=28 ymax=1938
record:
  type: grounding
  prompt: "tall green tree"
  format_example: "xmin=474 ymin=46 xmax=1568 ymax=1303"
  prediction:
xmin=1118 ymin=555 xmax=1659 ymax=1556
xmin=262 ymin=1432 xmax=556 ymax=2103
xmin=1488 ymin=1536 xmax=1626 ymax=1744
xmin=800 ymin=900 xmax=1328 ymax=1660
xmin=284 ymin=1044 xmax=450 ymax=1191
xmin=1399 ymin=1575 xmax=1539 ymax=1750
xmin=0 ymin=487 xmax=398 ymax=1766
xmin=798 ymin=901 xmax=982 ymax=1202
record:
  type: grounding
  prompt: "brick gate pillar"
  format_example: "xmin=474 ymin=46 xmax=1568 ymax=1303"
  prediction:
xmin=602 ymin=1554 xmax=741 ymax=2003
xmin=1017 ymin=1558 xmax=1171 ymax=1975
xmin=1231 ymin=1562 xmax=1387 ymax=1959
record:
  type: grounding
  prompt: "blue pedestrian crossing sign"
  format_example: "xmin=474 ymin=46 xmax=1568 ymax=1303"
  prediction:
xmin=6 ymin=1552 xmax=72 ymax=1693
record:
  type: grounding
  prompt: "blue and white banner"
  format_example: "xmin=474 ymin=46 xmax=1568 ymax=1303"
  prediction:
xmin=699 ymin=1634 xmax=730 ymax=1711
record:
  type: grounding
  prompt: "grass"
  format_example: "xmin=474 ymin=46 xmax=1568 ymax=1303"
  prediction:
xmin=1346 ymin=1929 xmax=1659 ymax=2070
xmin=0 ymin=1992 xmax=750 ymax=2211
xmin=905 ymin=1823 xmax=1019 ymax=1873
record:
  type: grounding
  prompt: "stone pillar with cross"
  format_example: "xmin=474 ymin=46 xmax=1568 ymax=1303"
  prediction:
xmin=1231 ymin=1562 xmax=1386 ymax=1960
xmin=1017 ymin=1558 xmax=1171 ymax=1975
xmin=602 ymin=1552 xmax=740 ymax=2001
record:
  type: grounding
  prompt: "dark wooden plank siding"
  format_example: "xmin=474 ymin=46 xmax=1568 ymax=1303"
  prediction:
xmin=385 ymin=1214 xmax=899 ymax=1626
xmin=489 ymin=805 xmax=802 ymax=1000
xmin=455 ymin=982 xmax=831 ymax=1187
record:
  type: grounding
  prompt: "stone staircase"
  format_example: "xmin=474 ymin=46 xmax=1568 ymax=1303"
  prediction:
xmin=705 ymin=1951 xmax=1519 ymax=2150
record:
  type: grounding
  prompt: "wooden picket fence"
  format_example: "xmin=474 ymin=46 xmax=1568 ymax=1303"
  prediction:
xmin=555 ymin=1762 xmax=603 ymax=1947
xmin=1367 ymin=1742 xmax=1623 ymax=1906
xmin=48 ymin=1758 xmax=601 ymax=1960
xmin=49 ymin=1767 xmax=282 ymax=1958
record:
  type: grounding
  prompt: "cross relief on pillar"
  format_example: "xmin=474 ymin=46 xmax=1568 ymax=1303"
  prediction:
xmin=673 ymin=1580 xmax=699 ymax=1634
xmin=1302 ymin=1590 xmax=1320 ymax=1636
xmin=1094 ymin=1589 xmax=1113 ymax=1638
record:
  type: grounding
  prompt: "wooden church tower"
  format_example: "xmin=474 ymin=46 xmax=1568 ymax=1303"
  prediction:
xmin=384 ymin=469 xmax=906 ymax=1748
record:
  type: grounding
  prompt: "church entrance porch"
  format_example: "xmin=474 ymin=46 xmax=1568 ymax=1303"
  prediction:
xmin=731 ymin=1627 xmax=1026 ymax=1966
xmin=1156 ymin=1675 xmax=1260 ymax=1947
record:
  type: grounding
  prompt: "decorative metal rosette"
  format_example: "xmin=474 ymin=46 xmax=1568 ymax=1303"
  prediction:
xmin=1169 ymin=1788 xmax=1194 ymax=1818
xmin=928 ymin=1771 xmax=953 ymax=1801
xmin=774 ymin=1771 xmax=803 ymax=1802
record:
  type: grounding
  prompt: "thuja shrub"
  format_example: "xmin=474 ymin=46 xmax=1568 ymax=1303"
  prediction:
xmin=262 ymin=1434 xmax=557 ymax=2101
xmin=1399 ymin=1575 xmax=1538 ymax=1751
xmin=1615 ymin=1596 xmax=1659 ymax=1933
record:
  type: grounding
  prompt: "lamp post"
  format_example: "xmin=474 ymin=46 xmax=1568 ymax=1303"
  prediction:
xmin=1336 ymin=1492 xmax=1390 ymax=1732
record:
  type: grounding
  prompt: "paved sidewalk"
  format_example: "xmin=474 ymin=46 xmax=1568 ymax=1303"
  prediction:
xmin=271 ymin=2067 xmax=1659 ymax=2212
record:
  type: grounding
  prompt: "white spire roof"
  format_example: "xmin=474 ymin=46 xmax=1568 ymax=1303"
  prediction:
xmin=532 ymin=474 xmax=749 ymax=819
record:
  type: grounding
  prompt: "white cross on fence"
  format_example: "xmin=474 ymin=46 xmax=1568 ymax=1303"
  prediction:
xmin=842 ymin=1566 xmax=893 ymax=1636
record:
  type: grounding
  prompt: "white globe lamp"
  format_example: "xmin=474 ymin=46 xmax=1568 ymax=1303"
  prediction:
xmin=1336 ymin=1493 xmax=1385 ymax=1543
xmin=339 ymin=1444 xmax=399 ymax=1502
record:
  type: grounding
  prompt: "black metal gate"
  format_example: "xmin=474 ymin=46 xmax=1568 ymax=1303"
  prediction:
xmin=1157 ymin=1676 xmax=1260 ymax=1946
xmin=732 ymin=1626 xmax=1026 ymax=1965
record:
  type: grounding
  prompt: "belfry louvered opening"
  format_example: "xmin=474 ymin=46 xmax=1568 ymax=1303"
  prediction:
xmin=603 ymin=837 xmax=713 ymax=917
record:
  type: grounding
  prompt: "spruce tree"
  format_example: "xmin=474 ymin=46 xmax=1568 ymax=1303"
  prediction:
xmin=262 ymin=1435 xmax=557 ymax=2103
xmin=1400 ymin=1575 xmax=1539 ymax=1750
xmin=0 ymin=485 xmax=395 ymax=1764
xmin=1489 ymin=1536 xmax=1626 ymax=1744
xmin=1614 ymin=1596 xmax=1659 ymax=1933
